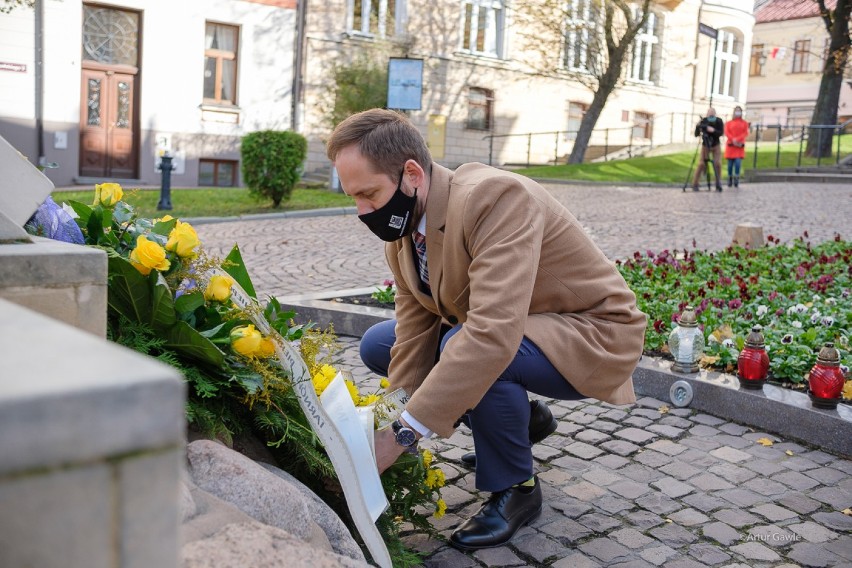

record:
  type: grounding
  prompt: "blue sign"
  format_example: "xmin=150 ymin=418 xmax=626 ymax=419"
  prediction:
xmin=387 ymin=58 xmax=423 ymax=110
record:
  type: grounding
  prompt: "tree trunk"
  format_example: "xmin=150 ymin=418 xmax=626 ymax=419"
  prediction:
xmin=568 ymin=48 xmax=625 ymax=164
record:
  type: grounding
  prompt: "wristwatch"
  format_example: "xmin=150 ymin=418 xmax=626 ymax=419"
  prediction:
xmin=391 ymin=419 xmax=418 ymax=453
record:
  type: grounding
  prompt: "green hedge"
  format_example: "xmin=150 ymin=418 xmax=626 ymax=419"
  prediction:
xmin=241 ymin=130 xmax=308 ymax=207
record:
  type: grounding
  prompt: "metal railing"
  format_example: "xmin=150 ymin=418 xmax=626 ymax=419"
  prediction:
xmin=751 ymin=119 xmax=852 ymax=169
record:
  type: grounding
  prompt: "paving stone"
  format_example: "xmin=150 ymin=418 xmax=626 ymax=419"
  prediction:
xmin=637 ymin=491 xmax=683 ymax=515
xmin=539 ymin=517 xmax=594 ymax=542
xmin=681 ymin=492 xmax=729 ymax=513
xmin=689 ymin=473 xmax=735 ymax=492
xmin=631 ymin=408 xmax=663 ymax=420
xmin=439 ymin=485 xmax=477 ymax=508
xmin=589 ymin=420 xmax=621 ymax=433
xmin=658 ymin=460 xmax=703 ymax=480
xmin=645 ymin=440 xmax=688 ymax=456
xmin=581 ymin=467 xmax=622 ymax=486
xmin=593 ymin=494 xmax=634 ymax=514
xmin=550 ymin=497 xmax=592 ymax=519
xmin=601 ymin=409 xmax=629 ymax=421
xmin=702 ymin=521 xmax=741 ymax=546
xmin=688 ymin=424 xmax=721 ymax=437
xmin=615 ymin=427 xmax=658 ymax=444
xmin=538 ymin=468 xmax=574 ymax=486
xmin=550 ymin=455 xmax=594 ymax=474
xmin=592 ymin=454 xmax=630 ymax=470
xmin=578 ymin=512 xmax=623 ymax=533
xmin=778 ymin=493 xmax=823 ymax=515
xmin=556 ymin=422 xmax=585 ymax=436
xmin=688 ymin=543 xmax=731 ymax=565
xmin=625 ymin=510 xmax=665 ymax=530
xmin=786 ymin=542 xmax=845 ymax=567
xmin=773 ymin=442 xmax=807 ymax=453
xmin=578 ymin=537 xmax=633 ymax=564
xmin=582 ymin=406 xmax=609 ymax=416
xmin=561 ymin=481 xmax=608 ymax=502
xmin=744 ymin=445 xmax=788 ymax=461
xmin=691 ymin=414 xmax=726 ymax=426
xmin=565 ymin=441 xmax=605 ymax=459
xmin=566 ymin=411 xmax=598 ymax=425
xmin=634 ymin=450 xmax=675 ymax=468
xmin=708 ymin=463 xmax=757 ymax=484
xmin=717 ymin=422 xmax=751 ymax=436
xmin=532 ymin=443 xmax=563 ymax=461
xmin=809 ymin=485 xmax=852 ymax=506
xmin=624 ymin=416 xmax=654 ymax=428
xmin=620 ymin=463 xmax=666 ymax=483
xmin=678 ymin=448 xmax=721 ymax=467
xmin=800 ymin=450 xmax=836 ymax=465
xmin=667 ymin=408 xmax=693 ymax=417
xmin=745 ymin=524 xmax=799 ymax=548
xmin=658 ymin=415 xmax=693 ymax=429
xmin=646 ymin=425 xmax=685 ymax=438
xmin=778 ymin=455 xmax=820 ymax=472
xmin=787 ymin=521 xmax=838 ymax=543
xmin=680 ymin=437 xmax=723 ymax=453
xmin=639 ymin=545 xmax=678 ymax=566
xmin=651 ymin=476 xmax=695 ymax=498
xmin=424 ymin=547 xmax=478 ymax=567
xmin=610 ymin=527 xmax=655 ymax=549
xmin=608 ymin=559 xmax=657 ymax=568
xmin=717 ymin=488 xmax=766 ymax=508
xmin=664 ymin=558 xmax=706 ymax=568
xmin=742 ymin=459 xmax=787 ymax=476
xmin=773 ymin=470 xmax=821 ymax=491
xmin=668 ymin=507 xmax=711 ymax=526
xmin=472 ymin=546 xmax=527 ymax=566
xmin=551 ymin=552 xmax=603 ymax=568
xmin=824 ymin=536 xmax=852 ymax=561
xmin=750 ymin=503 xmax=800 ymax=523
xmin=711 ymin=434 xmax=754 ymax=450
xmin=600 ymin=440 xmax=642 ymax=456
xmin=742 ymin=477 xmax=788 ymax=496
xmin=608 ymin=480 xmax=651 ymax=499
xmin=635 ymin=397 xmax=667 ymax=409
xmin=829 ymin=459 xmax=852 ymax=475
xmin=712 ymin=508 xmax=761 ymax=528
xmin=709 ymin=446 xmax=752 ymax=463
xmin=512 ymin=532 xmax=570 ymax=563
xmin=541 ymin=434 xmax=574 ymax=451
xmin=728 ymin=542 xmax=781 ymax=561
xmin=811 ymin=512 xmax=852 ymax=532
xmin=803 ymin=467 xmax=848 ymax=485
xmin=575 ymin=429 xmax=612 ymax=445
xmin=649 ymin=522 xmax=697 ymax=546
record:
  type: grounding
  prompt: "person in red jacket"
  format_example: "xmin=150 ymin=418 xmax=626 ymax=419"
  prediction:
xmin=725 ymin=106 xmax=749 ymax=187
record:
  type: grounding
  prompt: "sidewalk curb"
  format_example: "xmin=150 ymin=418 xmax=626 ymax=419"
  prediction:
xmin=184 ymin=206 xmax=358 ymax=225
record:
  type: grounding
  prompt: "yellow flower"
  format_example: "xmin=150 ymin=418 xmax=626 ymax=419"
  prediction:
xmin=434 ymin=499 xmax=447 ymax=519
xmin=155 ymin=214 xmax=174 ymax=223
xmin=257 ymin=337 xmax=276 ymax=359
xmin=93 ymin=182 xmax=123 ymax=207
xmin=129 ymin=235 xmax=170 ymax=275
xmin=358 ymin=393 xmax=380 ymax=407
xmin=230 ymin=324 xmax=263 ymax=358
xmin=379 ymin=378 xmax=390 ymax=389
xmin=204 ymin=275 xmax=233 ymax=302
xmin=842 ymin=380 xmax=852 ymax=401
xmin=422 ymin=449 xmax=433 ymax=469
xmin=312 ymin=365 xmax=340 ymax=397
xmin=425 ymin=468 xmax=445 ymax=489
xmin=165 ymin=220 xmax=200 ymax=258
xmin=344 ymin=379 xmax=360 ymax=405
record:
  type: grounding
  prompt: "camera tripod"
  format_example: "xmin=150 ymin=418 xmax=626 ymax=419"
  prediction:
xmin=682 ymin=135 xmax=722 ymax=192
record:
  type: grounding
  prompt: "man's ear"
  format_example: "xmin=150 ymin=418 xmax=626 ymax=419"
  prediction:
xmin=403 ymin=159 xmax=427 ymax=188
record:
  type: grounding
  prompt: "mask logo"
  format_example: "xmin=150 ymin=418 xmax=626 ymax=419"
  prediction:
xmin=389 ymin=215 xmax=405 ymax=229
xmin=358 ymin=168 xmax=419 ymax=242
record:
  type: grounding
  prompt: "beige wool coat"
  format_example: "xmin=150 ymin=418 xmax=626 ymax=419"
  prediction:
xmin=385 ymin=162 xmax=647 ymax=437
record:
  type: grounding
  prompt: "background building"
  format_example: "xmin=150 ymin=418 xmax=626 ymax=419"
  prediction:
xmin=0 ymin=0 xmax=297 ymax=187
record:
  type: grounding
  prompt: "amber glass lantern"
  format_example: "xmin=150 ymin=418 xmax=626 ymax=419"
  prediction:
xmin=668 ymin=306 xmax=704 ymax=373
xmin=807 ymin=342 xmax=845 ymax=409
xmin=737 ymin=325 xmax=770 ymax=389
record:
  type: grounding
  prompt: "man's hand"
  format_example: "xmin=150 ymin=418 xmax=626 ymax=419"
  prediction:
xmin=374 ymin=425 xmax=406 ymax=474
xmin=706 ymin=125 xmax=715 ymax=133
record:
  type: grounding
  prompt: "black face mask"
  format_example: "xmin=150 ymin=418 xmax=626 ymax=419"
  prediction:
xmin=358 ymin=170 xmax=418 ymax=242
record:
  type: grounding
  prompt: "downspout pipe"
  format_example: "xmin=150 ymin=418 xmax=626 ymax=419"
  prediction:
xmin=291 ymin=0 xmax=308 ymax=133
xmin=35 ymin=0 xmax=45 ymax=167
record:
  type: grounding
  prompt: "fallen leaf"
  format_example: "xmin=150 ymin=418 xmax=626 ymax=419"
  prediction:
xmin=710 ymin=324 xmax=734 ymax=344
xmin=842 ymin=508 xmax=852 ymax=516
xmin=700 ymin=354 xmax=721 ymax=367
xmin=659 ymin=405 xmax=670 ymax=414
xmin=665 ymin=519 xmax=673 ymax=523
xmin=785 ymin=450 xmax=794 ymax=456
xmin=756 ymin=438 xmax=774 ymax=447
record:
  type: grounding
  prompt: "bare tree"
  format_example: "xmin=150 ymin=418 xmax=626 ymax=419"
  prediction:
xmin=1 ymin=0 xmax=33 ymax=13
xmin=806 ymin=0 xmax=851 ymax=158
xmin=514 ymin=0 xmax=653 ymax=163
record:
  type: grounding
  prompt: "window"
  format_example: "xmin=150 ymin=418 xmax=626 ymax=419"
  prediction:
xmin=349 ymin=0 xmax=403 ymax=38
xmin=460 ymin=0 xmax=505 ymax=57
xmin=204 ymin=23 xmax=239 ymax=105
xmin=792 ymin=39 xmax=810 ymax=73
xmin=563 ymin=0 xmax=600 ymax=72
xmin=629 ymin=11 xmax=662 ymax=84
xmin=750 ymin=43 xmax=764 ymax=76
xmin=199 ymin=159 xmax=237 ymax=187
xmin=566 ymin=101 xmax=586 ymax=140
xmin=467 ymin=87 xmax=493 ymax=130
xmin=711 ymin=29 xmax=740 ymax=98
xmin=633 ymin=111 xmax=652 ymax=139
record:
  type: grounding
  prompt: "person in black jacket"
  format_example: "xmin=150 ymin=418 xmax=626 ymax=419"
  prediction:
xmin=691 ymin=107 xmax=725 ymax=191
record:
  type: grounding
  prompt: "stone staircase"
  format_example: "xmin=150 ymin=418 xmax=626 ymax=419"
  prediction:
xmin=749 ymin=163 xmax=852 ymax=184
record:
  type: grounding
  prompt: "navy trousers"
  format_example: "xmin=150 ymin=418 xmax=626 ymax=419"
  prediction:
xmin=360 ymin=319 xmax=586 ymax=492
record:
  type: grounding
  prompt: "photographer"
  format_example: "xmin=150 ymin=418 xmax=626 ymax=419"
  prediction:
xmin=725 ymin=106 xmax=749 ymax=187
xmin=691 ymin=107 xmax=724 ymax=191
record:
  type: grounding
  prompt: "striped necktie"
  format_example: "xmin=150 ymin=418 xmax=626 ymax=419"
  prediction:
xmin=412 ymin=231 xmax=430 ymax=290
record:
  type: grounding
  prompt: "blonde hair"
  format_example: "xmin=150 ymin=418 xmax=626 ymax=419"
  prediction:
xmin=326 ymin=109 xmax=432 ymax=181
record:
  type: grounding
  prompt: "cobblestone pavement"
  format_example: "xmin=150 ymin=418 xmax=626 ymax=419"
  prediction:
xmin=337 ymin=337 xmax=852 ymax=568
xmin=194 ymin=181 xmax=852 ymax=300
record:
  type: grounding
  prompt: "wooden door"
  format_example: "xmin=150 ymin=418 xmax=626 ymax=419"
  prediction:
xmin=79 ymin=68 xmax=137 ymax=178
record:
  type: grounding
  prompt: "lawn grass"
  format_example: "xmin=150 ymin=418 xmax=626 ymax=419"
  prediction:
xmin=514 ymin=137 xmax=852 ymax=184
xmin=51 ymin=187 xmax=355 ymax=219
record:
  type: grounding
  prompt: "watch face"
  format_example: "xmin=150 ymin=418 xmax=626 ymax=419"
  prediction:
xmin=396 ymin=427 xmax=417 ymax=447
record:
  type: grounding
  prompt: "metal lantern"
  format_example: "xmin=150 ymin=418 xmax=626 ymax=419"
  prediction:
xmin=668 ymin=306 xmax=704 ymax=373
xmin=808 ymin=342 xmax=845 ymax=409
xmin=737 ymin=325 xmax=770 ymax=389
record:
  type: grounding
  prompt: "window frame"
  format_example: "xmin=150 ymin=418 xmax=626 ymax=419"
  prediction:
xmin=459 ymin=0 xmax=505 ymax=58
xmin=466 ymin=87 xmax=494 ymax=130
xmin=629 ymin=10 xmax=662 ymax=84
xmin=792 ymin=39 xmax=810 ymax=74
xmin=563 ymin=0 xmax=598 ymax=72
xmin=203 ymin=22 xmax=240 ymax=106
xmin=347 ymin=0 xmax=403 ymax=39
xmin=711 ymin=29 xmax=740 ymax=99
xmin=632 ymin=111 xmax=653 ymax=139
xmin=566 ymin=101 xmax=587 ymax=140
xmin=750 ymin=43 xmax=764 ymax=77
xmin=198 ymin=158 xmax=238 ymax=187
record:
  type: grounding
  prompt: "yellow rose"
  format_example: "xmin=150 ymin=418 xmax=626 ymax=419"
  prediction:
xmin=230 ymin=324 xmax=263 ymax=358
xmin=257 ymin=337 xmax=276 ymax=358
xmin=93 ymin=182 xmax=123 ymax=207
xmin=129 ymin=235 xmax=170 ymax=275
xmin=155 ymin=215 xmax=174 ymax=223
xmin=166 ymin=220 xmax=200 ymax=258
xmin=204 ymin=275 xmax=233 ymax=302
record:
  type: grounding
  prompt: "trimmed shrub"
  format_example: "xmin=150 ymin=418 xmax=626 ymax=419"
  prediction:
xmin=241 ymin=130 xmax=307 ymax=207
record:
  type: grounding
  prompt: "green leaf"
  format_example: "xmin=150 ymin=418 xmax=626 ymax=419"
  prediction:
xmin=150 ymin=273 xmax=177 ymax=329
xmin=87 ymin=207 xmax=104 ymax=244
xmin=152 ymin=218 xmax=177 ymax=237
xmin=223 ymin=244 xmax=257 ymax=298
xmin=163 ymin=321 xmax=225 ymax=367
xmin=175 ymin=291 xmax=205 ymax=314
xmin=112 ymin=201 xmax=135 ymax=225
xmin=67 ymin=200 xmax=93 ymax=226
xmin=106 ymin=255 xmax=151 ymax=323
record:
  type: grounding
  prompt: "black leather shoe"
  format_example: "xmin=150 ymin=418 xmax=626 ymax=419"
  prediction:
xmin=450 ymin=477 xmax=542 ymax=551
xmin=460 ymin=400 xmax=557 ymax=469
